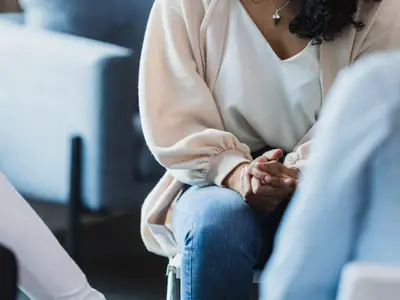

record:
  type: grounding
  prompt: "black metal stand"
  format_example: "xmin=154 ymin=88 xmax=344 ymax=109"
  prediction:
xmin=66 ymin=136 xmax=83 ymax=262
xmin=0 ymin=245 xmax=18 ymax=300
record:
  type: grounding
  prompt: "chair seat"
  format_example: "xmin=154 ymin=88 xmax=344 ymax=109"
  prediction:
xmin=169 ymin=254 xmax=262 ymax=283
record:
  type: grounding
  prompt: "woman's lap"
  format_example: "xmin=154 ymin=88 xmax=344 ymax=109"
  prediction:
xmin=172 ymin=185 xmax=287 ymax=299
xmin=173 ymin=185 xmax=262 ymax=259
xmin=172 ymin=185 xmax=286 ymax=263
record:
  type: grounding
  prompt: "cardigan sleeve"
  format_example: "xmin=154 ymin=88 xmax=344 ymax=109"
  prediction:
xmin=284 ymin=143 xmax=311 ymax=173
xmin=139 ymin=0 xmax=252 ymax=187
xmin=284 ymin=128 xmax=314 ymax=173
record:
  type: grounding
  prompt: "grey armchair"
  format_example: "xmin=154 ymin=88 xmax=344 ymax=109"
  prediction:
xmin=0 ymin=0 xmax=159 ymax=257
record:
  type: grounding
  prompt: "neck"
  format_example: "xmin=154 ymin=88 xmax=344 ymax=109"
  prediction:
xmin=287 ymin=0 xmax=302 ymax=13
xmin=271 ymin=0 xmax=290 ymax=8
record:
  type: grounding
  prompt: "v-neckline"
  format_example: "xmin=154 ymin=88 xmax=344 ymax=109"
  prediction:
xmin=238 ymin=1 xmax=311 ymax=62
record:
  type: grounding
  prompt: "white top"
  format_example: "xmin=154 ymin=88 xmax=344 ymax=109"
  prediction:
xmin=213 ymin=1 xmax=322 ymax=153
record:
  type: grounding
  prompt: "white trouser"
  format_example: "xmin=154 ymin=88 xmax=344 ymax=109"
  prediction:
xmin=0 ymin=173 xmax=105 ymax=300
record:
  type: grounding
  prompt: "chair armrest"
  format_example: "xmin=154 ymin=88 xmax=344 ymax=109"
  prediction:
xmin=337 ymin=263 xmax=400 ymax=300
xmin=0 ymin=23 xmax=138 ymax=210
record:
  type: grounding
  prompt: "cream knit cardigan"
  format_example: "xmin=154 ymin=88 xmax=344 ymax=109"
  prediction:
xmin=139 ymin=0 xmax=400 ymax=257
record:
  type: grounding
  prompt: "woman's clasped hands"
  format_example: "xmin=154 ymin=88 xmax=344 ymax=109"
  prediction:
xmin=225 ymin=149 xmax=299 ymax=212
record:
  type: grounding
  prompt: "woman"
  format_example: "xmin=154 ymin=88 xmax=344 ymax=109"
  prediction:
xmin=0 ymin=173 xmax=105 ymax=299
xmin=261 ymin=52 xmax=400 ymax=300
xmin=139 ymin=0 xmax=400 ymax=298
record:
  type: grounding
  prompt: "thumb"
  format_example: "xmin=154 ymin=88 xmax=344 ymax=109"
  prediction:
xmin=263 ymin=149 xmax=283 ymax=161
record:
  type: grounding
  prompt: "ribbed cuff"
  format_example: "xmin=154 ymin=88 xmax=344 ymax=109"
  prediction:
xmin=207 ymin=150 xmax=251 ymax=186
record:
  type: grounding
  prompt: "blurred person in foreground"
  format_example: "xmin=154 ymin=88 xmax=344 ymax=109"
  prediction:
xmin=139 ymin=0 xmax=400 ymax=298
xmin=261 ymin=52 xmax=400 ymax=300
xmin=0 ymin=173 xmax=105 ymax=299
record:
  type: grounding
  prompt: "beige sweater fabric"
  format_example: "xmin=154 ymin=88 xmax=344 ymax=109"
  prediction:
xmin=139 ymin=0 xmax=400 ymax=257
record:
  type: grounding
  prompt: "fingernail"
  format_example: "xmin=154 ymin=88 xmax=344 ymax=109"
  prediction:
xmin=264 ymin=175 xmax=271 ymax=183
xmin=284 ymin=178 xmax=292 ymax=185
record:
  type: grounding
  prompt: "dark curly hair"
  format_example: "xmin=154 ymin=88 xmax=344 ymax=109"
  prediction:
xmin=289 ymin=0 xmax=382 ymax=44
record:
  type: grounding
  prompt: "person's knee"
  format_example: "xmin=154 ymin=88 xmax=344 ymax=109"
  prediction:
xmin=175 ymin=186 xmax=261 ymax=257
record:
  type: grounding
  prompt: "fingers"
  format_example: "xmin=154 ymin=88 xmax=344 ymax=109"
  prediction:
xmin=241 ymin=166 xmax=253 ymax=200
xmin=256 ymin=161 xmax=291 ymax=187
xmin=247 ymin=151 xmax=283 ymax=184
xmin=264 ymin=176 xmax=283 ymax=187
xmin=256 ymin=155 xmax=269 ymax=164
xmin=247 ymin=163 xmax=270 ymax=183
xmin=284 ymin=167 xmax=299 ymax=180
xmin=247 ymin=159 xmax=284 ymax=185
xmin=256 ymin=161 xmax=298 ymax=187
xmin=240 ymin=154 xmax=298 ymax=211
xmin=262 ymin=149 xmax=283 ymax=161
xmin=251 ymin=176 xmax=262 ymax=194
xmin=245 ymin=168 xmax=293 ymax=212
xmin=257 ymin=161 xmax=284 ymax=175
xmin=282 ymin=177 xmax=295 ymax=188
xmin=253 ymin=182 xmax=291 ymax=198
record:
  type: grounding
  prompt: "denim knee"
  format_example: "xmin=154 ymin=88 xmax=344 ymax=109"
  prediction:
xmin=172 ymin=186 xmax=263 ymax=261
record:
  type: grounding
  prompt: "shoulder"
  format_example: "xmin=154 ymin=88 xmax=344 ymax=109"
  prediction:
xmin=375 ymin=0 xmax=400 ymax=26
xmin=359 ymin=0 xmax=400 ymax=30
xmin=353 ymin=0 xmax=400 ymax=56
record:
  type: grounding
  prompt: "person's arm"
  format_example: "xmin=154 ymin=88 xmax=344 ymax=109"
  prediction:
xmin=260 ymin=53 xmax=400 ymax=300
xmin=139 ymin=0 xmax=252 ymax=188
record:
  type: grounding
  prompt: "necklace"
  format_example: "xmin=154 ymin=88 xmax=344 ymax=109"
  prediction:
xmin=269 ymin=0 xmax=291 ymax=25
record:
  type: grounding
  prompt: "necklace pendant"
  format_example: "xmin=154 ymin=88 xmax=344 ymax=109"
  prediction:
xmin=272 ymin=10 xmax=281 ymax=25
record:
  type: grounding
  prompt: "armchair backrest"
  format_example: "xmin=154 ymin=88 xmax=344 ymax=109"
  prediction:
xmin=19 ymin=0 xmax=154 ymax=51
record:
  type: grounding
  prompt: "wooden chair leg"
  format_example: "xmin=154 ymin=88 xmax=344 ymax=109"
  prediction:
xmin=166 ymin=264 xmax=179 ymax=300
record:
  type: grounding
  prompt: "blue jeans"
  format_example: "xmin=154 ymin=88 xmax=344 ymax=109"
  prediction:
xmin=172 ymin=185 xmax=287 ymax=300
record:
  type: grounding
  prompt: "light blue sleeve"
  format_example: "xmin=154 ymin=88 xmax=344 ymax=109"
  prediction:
xmin=260 ymin=53 xmax=400 ymax=300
